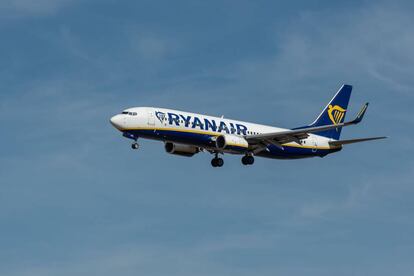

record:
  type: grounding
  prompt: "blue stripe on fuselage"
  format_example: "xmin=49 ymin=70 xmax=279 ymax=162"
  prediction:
xmin=123 ymin=128 xmax=339 ymax=159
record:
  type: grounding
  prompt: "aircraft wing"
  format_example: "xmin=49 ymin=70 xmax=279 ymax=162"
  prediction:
xmin=245 ymin=103 xmax=369 ymax=148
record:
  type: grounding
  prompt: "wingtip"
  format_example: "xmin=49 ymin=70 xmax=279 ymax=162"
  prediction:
xmin=351 ymin=103 xmax=369 ymax=124
xmin=358 ymin=104 xmax=368 ymax=116
xmin=375 ymin=136 xmax=388 ymax=141
xmin=373 ymin=136 xmax=388 ymax=141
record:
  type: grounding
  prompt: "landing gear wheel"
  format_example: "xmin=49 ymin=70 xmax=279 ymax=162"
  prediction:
xmin=242 ymin=155 xmax=254 ymax=165
xmin=211 ymin=157 xmax=224 ymax=167
xmin=211 ymin=158 xmax=218 ymax=167
xmin=247 ymin=156 xmax=254 ymax=165
xmin=131 ymin=143 xmax=139 ymax=150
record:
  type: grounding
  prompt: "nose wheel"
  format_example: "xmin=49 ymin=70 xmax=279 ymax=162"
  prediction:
xmin=242 ymin=155 xmax=254 ymax=165
xmin=131 ymin=142 xmax=139 ymax=150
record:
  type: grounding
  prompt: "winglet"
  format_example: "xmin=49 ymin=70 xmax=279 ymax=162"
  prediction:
xmin=350 ymin=102 xmax=369 ymax=124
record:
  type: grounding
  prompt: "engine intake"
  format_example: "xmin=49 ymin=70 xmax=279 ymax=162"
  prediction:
xmin=216 ymin=134 xmax=249 ymax=152
xmin=165 ymin=142 xmax=199 ymax=157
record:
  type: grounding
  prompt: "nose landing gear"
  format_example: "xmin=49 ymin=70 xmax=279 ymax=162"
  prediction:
xmin=241 ymin=155 xmax=254 ymax=165
xmin=123 ymin=132 xmax=139 ymax=150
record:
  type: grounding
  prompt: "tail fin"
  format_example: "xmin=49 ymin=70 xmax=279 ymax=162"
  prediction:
xmin=308 ymin=84 xmax=352 ymax=140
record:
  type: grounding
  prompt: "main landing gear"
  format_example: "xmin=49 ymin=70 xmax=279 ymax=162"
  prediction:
xmin=131 ymin=142 xmax=139 ymax=150
xmin=241 ymin=155 xmax=254 ymax=165
xmin=211 ymin=153 xmax=224 ymax=167
xmin=211 ymin=153 xmax=254 ymax=167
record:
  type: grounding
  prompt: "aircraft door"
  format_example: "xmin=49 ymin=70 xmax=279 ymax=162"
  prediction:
xmin=148 ymin=111 xmax=155 ymax=126
xmin=311 ymin=137 xmax=318 ymax=153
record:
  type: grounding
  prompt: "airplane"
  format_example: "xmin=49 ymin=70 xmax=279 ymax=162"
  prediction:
xmin=110 ymin=85 xmax=386 ymax=167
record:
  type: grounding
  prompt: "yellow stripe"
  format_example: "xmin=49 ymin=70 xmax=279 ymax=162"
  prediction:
xmin=282 ymin=143 xmax=336 ymax=150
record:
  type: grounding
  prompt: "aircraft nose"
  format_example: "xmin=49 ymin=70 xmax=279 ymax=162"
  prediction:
xmin=110 ymin=115 xmax=123 ymax=130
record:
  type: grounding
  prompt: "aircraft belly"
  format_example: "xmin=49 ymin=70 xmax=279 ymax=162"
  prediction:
xmin=125 ymin=128 xmax=339 ymax=159
xmin=258 ymin=144 xmax=336 ymax=159
xmin=128 ymin=128 xmax=215 ymax=147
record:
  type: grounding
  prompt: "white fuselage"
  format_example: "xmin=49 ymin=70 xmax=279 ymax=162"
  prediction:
xmin=110 ymin=107 xmax=334 ymax=156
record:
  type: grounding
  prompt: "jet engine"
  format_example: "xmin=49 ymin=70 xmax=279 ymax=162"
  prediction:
xmin=164 ymin=142 xmax=200 ymax=157
xmin=215 ymin=134 xmax=249 ymax=152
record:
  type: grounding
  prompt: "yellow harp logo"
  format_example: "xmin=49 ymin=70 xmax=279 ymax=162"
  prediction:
xmin=328 ymin=105 xmax=346 ymax=125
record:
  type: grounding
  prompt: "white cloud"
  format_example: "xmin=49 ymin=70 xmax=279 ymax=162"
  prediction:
xmin=297 ymin=161 xmax=414 ymax=221
xmin=133 ymin=36 xmax=168 ymax=60
xmin=231 ymin=3 xmax=414 ymax=96
xmin=0 ymin=0 xmax=77 ymax=17
xmin=128 ymin=32 xmax=180 ymax=64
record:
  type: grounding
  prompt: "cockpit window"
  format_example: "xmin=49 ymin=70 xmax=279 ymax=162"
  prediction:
xmin=121 ymin=111 xmax=138 ymax=116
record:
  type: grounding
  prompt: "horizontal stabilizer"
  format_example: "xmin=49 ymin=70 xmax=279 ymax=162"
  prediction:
xmin=329 ymin=136 xmax=387 ymax=146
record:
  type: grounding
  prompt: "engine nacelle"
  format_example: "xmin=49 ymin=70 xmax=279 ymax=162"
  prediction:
xmin=216 ymin=134 xmax=249 ymax=152
xmin=164 ymin=142 xmax=200 ymax=157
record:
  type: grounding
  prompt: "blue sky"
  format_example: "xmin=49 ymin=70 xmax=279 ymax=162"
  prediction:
xmin=1 ymin=0 xmax=414 ymax=275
